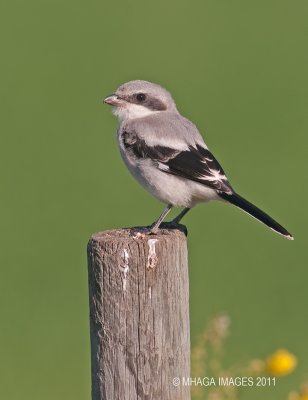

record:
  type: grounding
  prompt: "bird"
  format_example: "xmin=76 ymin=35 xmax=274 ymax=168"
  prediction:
xmin=104 ymin=80 xmax=293 ymax=240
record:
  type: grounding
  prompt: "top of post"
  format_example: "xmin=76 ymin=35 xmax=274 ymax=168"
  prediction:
xmin=89 ymin=224 xmax=188 ymax=244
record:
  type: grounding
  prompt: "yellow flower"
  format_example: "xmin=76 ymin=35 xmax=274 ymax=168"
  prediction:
xmin=266 ymin=349 xmax=297 ymax=376
xmin=289 ymin=393 xmax=308 ymax=400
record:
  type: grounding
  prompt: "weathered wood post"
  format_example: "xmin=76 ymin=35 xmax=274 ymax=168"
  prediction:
xmin=87 ymin=226 xmax=190 ymax=400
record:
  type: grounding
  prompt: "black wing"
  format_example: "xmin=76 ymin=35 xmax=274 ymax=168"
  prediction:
xmin=122 ymin=130 xmax=232 ymax=193
xmin=161 ymin=144 xmax=232 ymax=193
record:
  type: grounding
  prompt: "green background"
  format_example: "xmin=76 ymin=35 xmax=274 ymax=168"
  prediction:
xmin=1 ymin=0 xmax=307 ymax=399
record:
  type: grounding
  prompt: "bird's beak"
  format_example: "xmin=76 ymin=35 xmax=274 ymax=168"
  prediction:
xmin=104 ymin=94 xmax=122 ymax=106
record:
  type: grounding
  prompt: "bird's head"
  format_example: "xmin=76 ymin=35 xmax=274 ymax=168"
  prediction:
xmin=104 ymin=80 xmax=177 ymax=122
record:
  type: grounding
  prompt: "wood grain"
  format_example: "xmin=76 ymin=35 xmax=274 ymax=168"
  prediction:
xmin=87 ymin=227 xmax=190 ymax=400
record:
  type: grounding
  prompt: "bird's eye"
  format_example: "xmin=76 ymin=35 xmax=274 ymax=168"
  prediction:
xmin=136 ymin=93 xmax=146 ymax=102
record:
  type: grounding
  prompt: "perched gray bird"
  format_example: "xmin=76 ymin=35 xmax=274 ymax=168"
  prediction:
xmin=104 ymin=80 xmax=293 ymax=240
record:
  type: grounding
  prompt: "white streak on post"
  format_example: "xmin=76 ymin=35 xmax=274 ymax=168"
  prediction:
xmin=147 ymin=239 xmax=158 ymax=269
xmin=119 ymin=248 xmax=129 ymax=291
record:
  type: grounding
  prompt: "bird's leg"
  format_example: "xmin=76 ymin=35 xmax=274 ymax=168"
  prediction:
xmin=149 ymin=204 xmax=173 ymax=233
xmin=171 ymin=208 xmax=191 ymax=224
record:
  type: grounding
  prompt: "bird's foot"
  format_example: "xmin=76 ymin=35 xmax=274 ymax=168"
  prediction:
xmin=159 ymin=221 xmax=188 ymax=236
xmin=160 ymin=221 xmax=181 ymax=229
xmin=130 ymin=222 xmax=188 ymax=238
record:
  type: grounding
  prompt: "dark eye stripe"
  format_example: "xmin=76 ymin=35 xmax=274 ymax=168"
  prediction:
xmin=121 ymin=94 xmax=167 ymax=111
xmin=143 ymin=97 xmax=167 ymax=111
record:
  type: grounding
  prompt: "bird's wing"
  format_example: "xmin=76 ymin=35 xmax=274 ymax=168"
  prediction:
xmin=158 ymin=144 xmax=233 ymax=193
xmin=121 ymin=128 xmax=233 ymax=194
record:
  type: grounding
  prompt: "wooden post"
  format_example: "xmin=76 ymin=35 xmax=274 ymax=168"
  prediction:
xmin=87 ymin=227 xmax=190 ymax=400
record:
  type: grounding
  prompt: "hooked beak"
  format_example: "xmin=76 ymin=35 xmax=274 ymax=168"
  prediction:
xmin=103 ymin=94 xmax=123 ymax=106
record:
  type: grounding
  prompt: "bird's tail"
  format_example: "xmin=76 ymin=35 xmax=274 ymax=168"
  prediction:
xmin=218 ymin=192 xmax=294 ymax=240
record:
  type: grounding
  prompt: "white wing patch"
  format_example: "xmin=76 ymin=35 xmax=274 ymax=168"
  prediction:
xmin=201 ymin=158 xmax=228 ymax=182
xmin=157 ymin=163 xmax=170 ymax=172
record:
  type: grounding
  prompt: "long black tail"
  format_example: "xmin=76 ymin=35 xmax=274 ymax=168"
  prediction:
xmin=218 ymin=192 xmax=294 ymax=240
